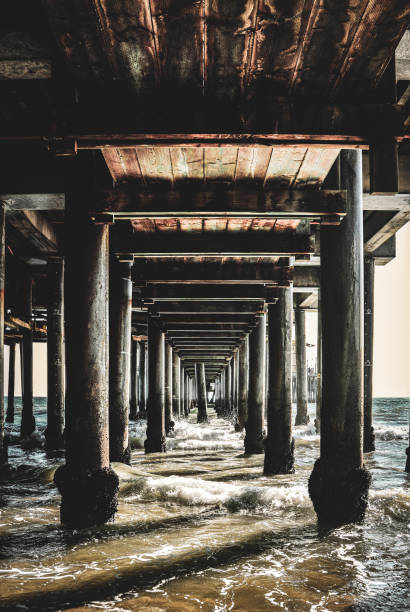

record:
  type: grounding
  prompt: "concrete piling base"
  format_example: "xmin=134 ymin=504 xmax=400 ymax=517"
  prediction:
xmin=363 ymin=427 xmax=376 ymax=454
xmin=144 ymin=435 xmax=166 ymax=454
xmin=54 ymin=465 xmax=119 ymax=529
xmin=244 ymin=429 xmax=264 ymax=454
xmin=264 ymin=437 xmax=295 ymax=475
xmin=308 ymin=459 xmax=371 ymax=525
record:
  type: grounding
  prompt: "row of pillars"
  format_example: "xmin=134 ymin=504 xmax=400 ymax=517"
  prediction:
xmin=0 ymin=150 xmax=406 ymax=529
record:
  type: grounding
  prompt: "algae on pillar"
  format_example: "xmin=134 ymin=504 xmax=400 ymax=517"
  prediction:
xmin=364 ymin=256 xmax=376 ymax=452
xmin=54 ymin=167 xmax=118 ymax=528
xmin=264 ymin=289 xmax=295 ymax=475
xmin=109 ymin=260 xmax=132 ymax=465
xmin=309 ymin=150 xmax=371 ymax=525
xmin=145 ymin=318 xmax=166 ymax=453
xmin=294 ymin=308 xmax=309 ymax=426
xmin=245 ymin=313 xmax=266 ymax=454
xmin=196 ymin=362 xmax=208 ymax=423
xmin=45 ymin=257 xmax=65 ymax=452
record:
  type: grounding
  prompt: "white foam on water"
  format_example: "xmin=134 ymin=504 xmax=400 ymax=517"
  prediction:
xmin=130 ymin=417 xmax=245 ymax=452
xmin=294 ymin=422 xmax=319 ymax=440
xmin=114 ymin=462 xmax=309 ymax=511
xmin=373 ymin=425 xmax=408 ymax=441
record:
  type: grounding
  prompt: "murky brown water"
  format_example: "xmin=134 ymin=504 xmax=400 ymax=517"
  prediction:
xmin=1 ymin=399 xmax=409 ymax=611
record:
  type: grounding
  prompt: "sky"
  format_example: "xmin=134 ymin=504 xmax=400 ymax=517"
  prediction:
xmin=4 ymin=223 xmax=410 ymax=398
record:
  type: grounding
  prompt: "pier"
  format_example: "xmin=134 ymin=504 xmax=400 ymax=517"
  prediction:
xmin=0 ymin=3 xmax=409 ymax=606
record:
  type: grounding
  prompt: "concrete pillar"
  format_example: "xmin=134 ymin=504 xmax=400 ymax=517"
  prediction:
xmin=364 ymin=256 xmax=376 ymax=452
xmin=20 ymin=273 xmax=35 ymax=439
xmin=214 ymin=375 xmax=220 ymax=413
xmin=237 ymin=336 xmax=249 ymax=430
xmin=6 ymin=343 xmax=16 ymax=424
xmin=172 ymin=351 xmax=181 ymax=419
xmin=294 ymin=308 xmax=309 ymax=425
xmin=196 ymin=362 xmax=208 ymax=423
xmin=45 ymin=257 xmax=65 ymax=452
xmin=109 ymin=260 xmax=132 ymax=464
xmin=145 ymin=318 xmax=166 ymax=453
xmin=189 ymin=374 xmax=195 ymax=411
xmin=315 ymin=291 xmax=322 ymax=434
xmin=54 ymin=195 xmax=118 ymax=528
xmin=180 ymin=363 xmax=185 ymax=418
xmin=245 ymin=313 xmax=266 ymax=454
xmin=139 ymin=340 xmax=147 ymax=417
xmin=0 ymin=203 xmax=6 ymax=465
xmin=309 ymin=150 xmax=371 ymax=525
xmin=264 ymin=290 xmax=295 ymax=474
xmin=129 ymin=341 xmax=138 ymax=420
xmin=233 ymin=350 xmax=239 ymax=414
xmin=165 ymin=343 xmax=173 ymax=433
xmin=226 ymin=360 xmax=232 ymax=416
xmin=184 ymin=371 xmax=189 ymax=416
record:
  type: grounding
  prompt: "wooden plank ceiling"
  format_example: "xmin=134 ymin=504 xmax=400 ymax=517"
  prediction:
xmin=44 ymin=0 xmax=409 ymax=104
xmin=102 ymin=146 xmax=340 ymax=188
xmin=131 ymin=217 xmax=300 ymax=235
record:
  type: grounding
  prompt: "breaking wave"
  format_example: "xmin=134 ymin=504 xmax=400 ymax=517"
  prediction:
xmin=114 ymin=462 xmax=310 ymax=512
xmin=374 ymin=425 xmax=408 ymax=440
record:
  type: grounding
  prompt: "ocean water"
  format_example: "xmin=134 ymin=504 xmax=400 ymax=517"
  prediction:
xmin=0 ymin=397 xmax=409 ymax=611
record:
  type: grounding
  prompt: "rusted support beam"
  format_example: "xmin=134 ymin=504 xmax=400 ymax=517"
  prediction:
xmin=370 ymin=141 xmax=399 ymax=195
xmin=140 ymin=285 xmax=281 ymax=301
xmin=309 ymin=150 xmax=371 ymax=525
xmin=119 ymin=234 xmax=313 ymax=258
xmin=50 ymin=125 xmax=405 ymax=149
xmin=97 ymin=188 xmax=346 ymax=218
xmin=245 ymin=313 xmax=266 ymax=454
xmin=134 ymin=262 xmax=292 ymax=285
xmin=264 ymin=289 xmax=294 ymax=475
xmin=6 ymin=210 xmax=59 ymax=254
xmin=145 ymin=318 xmax=166 ymax=453
xmin=293 ymin=266 xmax=320 ymax=288
xmin=45 ymin=257 xmax=65 ymax=452
xmin=150 ymin=301 xmax=265 ymax=314
xmin=363 ymin=194 xmax=410 ymax=211
xmin=294 ymin=309 xmax=309 ymax=426
xmin=109 ymin=260 xmax=132 ymax=464
xmin=364 ymin=257 xmax=376 ymax=453
xmin=364 ymin=210 xmax=410 ymax=253
xmin=156 ymin=314 xmax=255 ymax=325
xmin=54 ymin=181 xmax=118 ymax=528
xmin=1 ymin=193 xmax=65 ymax=211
